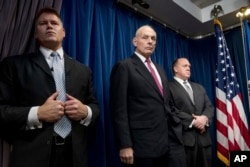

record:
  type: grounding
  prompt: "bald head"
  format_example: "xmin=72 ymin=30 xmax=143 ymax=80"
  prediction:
xmin=172 ymin=57 xmax=191 ymax=81
xmin=133 ymin=25 xmax=157 ymax=58
xmin=135 ymin=25 xmax=156 ymax=38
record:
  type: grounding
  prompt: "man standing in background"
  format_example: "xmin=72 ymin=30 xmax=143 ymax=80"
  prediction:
xmin=169 ymin=57 xmax=214 ymax=167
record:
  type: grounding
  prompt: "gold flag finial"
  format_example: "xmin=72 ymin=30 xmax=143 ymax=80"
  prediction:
xmin=211 ymin=5 xmax=224 ymax=19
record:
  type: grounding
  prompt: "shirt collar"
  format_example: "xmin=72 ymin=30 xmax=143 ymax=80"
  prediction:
xmin=40 ymin=46 xmax=64 ymax=60
xmin=174 ymin=76 xmax=190 ymax=85
xmin=134 ymin=51 xmax=151 ymax=63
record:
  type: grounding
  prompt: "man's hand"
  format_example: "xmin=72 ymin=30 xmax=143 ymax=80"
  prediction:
xmin=192 ymin=114 xmax=208 ymax=134
xmin=64 ymin=94 xmax=88 ymax=121
xmin=120 ymin=147 xmax=134 ymax=164
xmin=38 ymin=92 xmax=65 ymax=122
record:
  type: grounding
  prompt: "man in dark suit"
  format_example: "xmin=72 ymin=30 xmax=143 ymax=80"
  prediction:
xmin=168 ymin=57 xmax=214 ymax=167
xmin=0 ymin=7 xmax=99 ymax=167
xmin=110 ymin=25 xmax=186 ymax=167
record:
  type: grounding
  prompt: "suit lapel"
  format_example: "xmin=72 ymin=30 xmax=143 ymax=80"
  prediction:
xmin=64 ymin=53 xmax=74 ymax=75
xmin=131 ymin=55 xmax=163 ymax=97
xmin=32 ymin=51 xmax=74 ymax=92
xmin=174 ymin=80 xmax=194 ymax=105
xmin=31 ymin=51 xmax=53 ymax=77
xmin=63 ymin=53 xmax=74 ymax=93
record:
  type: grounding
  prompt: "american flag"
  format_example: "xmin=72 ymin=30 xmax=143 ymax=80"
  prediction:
xmin=215 ymin=19 xmax=250 ymax=166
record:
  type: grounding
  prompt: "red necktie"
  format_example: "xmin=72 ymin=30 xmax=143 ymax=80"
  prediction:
xmin=146 ymin=59 xmax=163 ymax=96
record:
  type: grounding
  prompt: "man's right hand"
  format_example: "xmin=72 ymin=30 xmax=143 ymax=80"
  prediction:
xmin=120 ymin=147 xmax=134 ymax=165
xmin=37 ymin=92 xmax=65 ymax=122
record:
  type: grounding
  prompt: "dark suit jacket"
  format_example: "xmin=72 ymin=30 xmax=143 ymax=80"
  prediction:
xmin=0 ymin=51 xmax=99 ymax=167
xmin=168 ymin=79 xmax=214 ymax=147
xmin=110 ymin=54 xmax=181 ymax=158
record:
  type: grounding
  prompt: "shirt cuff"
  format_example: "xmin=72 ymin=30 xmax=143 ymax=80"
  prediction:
xmin=80 ymin=105 xmax=93 ymax=126
xmin=205 ymin=116 xmax=209 ymax=127
xmin=27 ymin=106 xmax=42 ymax=129
xmin=189 ymin=119 xmax=195 ymax=128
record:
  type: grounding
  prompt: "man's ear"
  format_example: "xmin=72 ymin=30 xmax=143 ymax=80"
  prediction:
xmin=174 ymin=67 xmax=178 ymax=73
xmin=62 ymin=28 xmax=66 ymax=38
xmin=132 ymin=37 xmax=137 ymax=47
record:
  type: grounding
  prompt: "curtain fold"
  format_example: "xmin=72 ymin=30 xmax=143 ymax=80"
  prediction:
xmin=0 ymin=0 xmax=62 ymax=60
xmin=242 ymin=19 xmax=250 ymax=122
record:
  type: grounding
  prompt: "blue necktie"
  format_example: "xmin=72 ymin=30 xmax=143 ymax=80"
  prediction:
xmin=51 ymin=52 xmax=72 ymax=138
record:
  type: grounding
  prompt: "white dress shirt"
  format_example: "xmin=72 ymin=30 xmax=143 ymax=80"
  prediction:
xmin=27 ymin=46 xmax=92 ymax=129
xmin=135 ymin=52 xmax=162 ymax=87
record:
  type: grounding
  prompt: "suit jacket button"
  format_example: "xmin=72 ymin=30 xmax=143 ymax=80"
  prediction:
xmin=47 ymin=140 xmax=51 ymax=145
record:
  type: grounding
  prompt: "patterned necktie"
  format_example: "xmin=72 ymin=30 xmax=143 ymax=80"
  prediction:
xmin=51 ymin=52 xmax=72 ymax=138
xmin=146 ymin=59 xmax=163 ymax=96
xmin=183 ymin=81 xmax=194 ymax=103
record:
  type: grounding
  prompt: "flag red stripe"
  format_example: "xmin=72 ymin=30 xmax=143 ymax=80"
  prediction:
xmin=217 ymin=142 xmax=229 ymax=159
xmin=231 ymin=96 xmax=250 ymax=148
xmin=216 ymin=120 xmax=227 ymax=136
xmin=216 ymin=98 xmax=227 ymax=115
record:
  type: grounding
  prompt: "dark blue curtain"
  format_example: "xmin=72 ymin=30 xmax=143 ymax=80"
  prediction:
xmin=243 ymin=20 xmax=250 ymax=79
xmin=243 ymin=19 xmax=250 ymax=122
xmin=60 ymin=0 xmax=247 ymax=167
xmin=225 ymin=28 xmax=248 ymax=110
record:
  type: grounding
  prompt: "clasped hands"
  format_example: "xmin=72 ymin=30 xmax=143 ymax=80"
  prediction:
xmin=192 ymin=114 xmax=208 ymax=134
xmin=38 ymin=92 xmax=88 ymax=122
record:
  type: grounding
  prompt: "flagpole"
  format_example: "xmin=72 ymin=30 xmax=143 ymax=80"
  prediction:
xmin=211 ymin=5 xmax=229 ymax=167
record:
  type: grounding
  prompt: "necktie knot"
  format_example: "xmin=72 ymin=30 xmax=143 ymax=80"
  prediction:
xmin=145 ymin=58 xmax=151 ymax=63
xmin=50 ymin=51 xmax=59 ymax=58
xmin=183 ymin=81 xmax=191 ymax=90
xmin=50 ymin=52 xmax=60 ymax=67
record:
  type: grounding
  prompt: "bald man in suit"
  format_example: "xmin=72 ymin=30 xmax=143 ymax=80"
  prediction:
xmin=168 ymin=57 xmax=214 ymax=167
xmin=110 ymin=25 xmax=186 ymax=167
